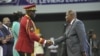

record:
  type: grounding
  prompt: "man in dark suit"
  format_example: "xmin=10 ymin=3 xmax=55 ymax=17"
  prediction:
xmin=2 ymin=17 xmax=14 ymax=56
xmin=87 ymin=29 xmax=98 ymax=56
xmin=53 ymin=10 xmax=90 ymax=56
xmin=0 ymin=21 xmax=11 ymax=56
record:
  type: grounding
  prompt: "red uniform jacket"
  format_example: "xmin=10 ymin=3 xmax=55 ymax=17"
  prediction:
xmin=15 ymin=15 xmax=45 ymax=53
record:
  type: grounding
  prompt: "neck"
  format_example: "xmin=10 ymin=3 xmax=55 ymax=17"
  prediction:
xmin=69 ymin=19 xmax=73 ymax=23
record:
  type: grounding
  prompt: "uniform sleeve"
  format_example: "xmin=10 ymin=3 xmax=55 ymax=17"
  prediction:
xmin=25 ymin=19 xmax=45 ymax=44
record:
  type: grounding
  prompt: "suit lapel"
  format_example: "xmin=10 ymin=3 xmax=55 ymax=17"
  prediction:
xmin=65 ymin=24 xmax=71 ymax=35
xmin=65 ymin=19 xmax=77 ymax=38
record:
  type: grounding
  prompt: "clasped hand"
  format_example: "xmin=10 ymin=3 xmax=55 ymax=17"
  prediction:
xmin=46 ymin=40 xmax=53 ymax=46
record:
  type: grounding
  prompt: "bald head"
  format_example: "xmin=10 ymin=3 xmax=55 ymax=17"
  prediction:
xmin=3 ymin=17 xmax=11 ymax=27
xmin=67 ymin=10 xmax=77 ymax=17
xmin=65 ymin=10 xmax=77 ymax=23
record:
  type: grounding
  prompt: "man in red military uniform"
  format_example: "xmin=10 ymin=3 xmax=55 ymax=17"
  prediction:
xmin=15 ymin=4 xmax=52 ymax=56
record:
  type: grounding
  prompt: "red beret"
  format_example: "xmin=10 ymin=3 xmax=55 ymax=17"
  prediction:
xmin=24 ymin=4 xmax=36 ymax=10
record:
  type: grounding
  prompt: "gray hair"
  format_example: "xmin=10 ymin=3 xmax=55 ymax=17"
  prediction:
xmin=68 ymin=10 xmax=77 ymax=18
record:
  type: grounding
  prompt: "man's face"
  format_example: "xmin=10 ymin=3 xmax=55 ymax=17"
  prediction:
xmin=65 ymin=11 xmax=74 ymax=23
xmin=3 ymin=17 xmax=11 ymax=27
xmin=92 ymin=34 xmax=96 ymax=39
xmin=29 ymin=10 xmax=36 ymax=19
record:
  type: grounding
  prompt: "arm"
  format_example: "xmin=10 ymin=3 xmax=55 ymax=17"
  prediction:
xmin=13 ymin=22 xmax=20 ymax=37
xmin=0 ymin=31 xmax=7 ymax=44
xmin=2 ymin=26 xmax=12 ymax=42
xmin=93 ymin=39 xmax=98 ymax=48
xmin=54 ymin=34 xmax=67 ymax=45
xmin=75 ymin=21 xmax=88 ymax=53
xmin=24 ymin=19 xmax=45 ymax=44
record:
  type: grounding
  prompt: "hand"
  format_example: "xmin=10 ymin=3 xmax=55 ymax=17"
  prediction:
xmin=46 ymin=40 xmax=53 ymax=46
xmin=5 ymin=37 xmax=10 ymax=41
xmin=5 ymin=35 xmax=12 ymax=41
xmin=2 ymin=40 xmax=7 ymax=44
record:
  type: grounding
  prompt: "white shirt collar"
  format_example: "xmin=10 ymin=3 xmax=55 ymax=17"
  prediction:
xmin=3 ymin=24 xmax=8 ymax=29
xmin=70 ymin=18 xmax=76 ymax=25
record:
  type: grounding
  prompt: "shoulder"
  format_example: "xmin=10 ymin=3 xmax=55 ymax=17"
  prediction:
xmin=2 ymin=25 xmax=7 ymax=30
xmin=13 ymin=21 xmax=19 ymax=25
xmin=20 ymin=15 xmax=29 ymax=24
xmin=20 ymin=15 xmax=30 ymax=28
xmin=74 ymin=19 xmax=85 ymax=29
xmin=12 ymin=22 xmax=20 ymax=28
xmin=2 ymin=24 xmax=8 ymax=29
xmin=21 ymin=16 xmax=27 ymax=21
xmin=75 ymin=19 xmax=84 ymax=25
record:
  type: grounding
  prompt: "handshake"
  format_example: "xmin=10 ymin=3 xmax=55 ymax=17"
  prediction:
xmin=45 ymin=40 xmax=54 ymax=46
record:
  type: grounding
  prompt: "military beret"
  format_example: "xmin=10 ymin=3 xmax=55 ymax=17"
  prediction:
xmin=24 ymin=4 xmax=36 ymax=11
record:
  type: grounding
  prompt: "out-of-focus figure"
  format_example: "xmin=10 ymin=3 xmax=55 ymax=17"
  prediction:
xmin=12 ymin=11 xmax=23 ymax=56
xmin=31 ymin=28 xmax=44 ymax=56
xmin=87 ymin=29 xmax=98 ymax=56
xmin=2 ymin=17 xmax=14 ymax=56
xmin=0 ymin=22 xmax=4 ymax=56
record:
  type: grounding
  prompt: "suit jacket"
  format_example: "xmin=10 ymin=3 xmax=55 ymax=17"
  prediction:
xmin=0 ymin=26 xmax=10 ymax=56
xmin=0 ymin=26 xmax=10 ymax=38
xmin=3 ymin=24 xmax=14 ymax=56
xmin=54 ymin=19 xmax=90 ymax=56
xmin=15 ymin=15 xmax=45 ymax=53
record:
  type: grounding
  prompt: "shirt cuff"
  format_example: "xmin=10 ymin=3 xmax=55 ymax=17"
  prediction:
xmin=51 ymin=40 xmax=55 ymax=45
xmin=43 ymin=40 xmax=46 ymax=47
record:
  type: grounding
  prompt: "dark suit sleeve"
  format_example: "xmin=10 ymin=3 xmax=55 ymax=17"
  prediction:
xmin=0 ymin=31 xmax=3 ymax=37
xmin=54 ymin=34 xmax=67 ymax=45
xmin=75 ymin=21 xmax=88 ymax=53
xmin=0 ymin=26 xmax=10 ymax=36
xmin=0 ymin=31 xmax=3 ymax=44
